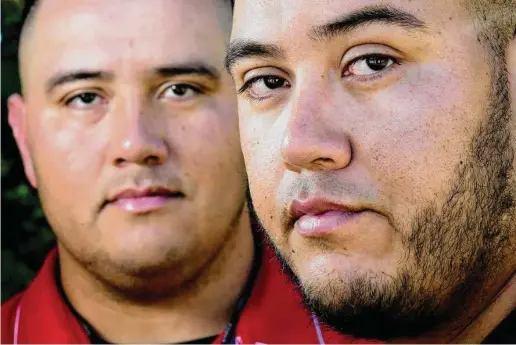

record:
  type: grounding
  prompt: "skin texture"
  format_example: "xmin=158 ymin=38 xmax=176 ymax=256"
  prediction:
xmin=8 ymin=0 xmax=253 ymax=342
xmin=228 ymin=0 xmax=515 ymax=342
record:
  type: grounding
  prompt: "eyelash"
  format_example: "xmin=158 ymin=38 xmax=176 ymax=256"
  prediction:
xmin=237 ymin=54 xmax=401 ymax=100
xmin=343 ymin=54 xmax=401 ymax=80
xmin=63 ymin=91 xmax=105 ymax=107
xmin=61 ymin=83 xmax=205 ymax=105
xmin=158 ymin=83 xmax=204 ymax=98
xmin=237 ymin=75 xmax=291 ymax=103
xmin=237 ymin=76 xmax=269 ymax=95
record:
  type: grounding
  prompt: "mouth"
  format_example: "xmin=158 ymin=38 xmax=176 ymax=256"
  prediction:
xmin=289 ymin=198 xmax=366 ymax=237
xmin=104 ymin=187 xmax=185 ymax=213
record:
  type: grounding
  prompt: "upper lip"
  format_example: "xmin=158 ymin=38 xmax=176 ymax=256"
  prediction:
xmin=106 ymin=186 xmax=183 ymax=203
xmin=288 ymin=197 xmax=364 ymax=221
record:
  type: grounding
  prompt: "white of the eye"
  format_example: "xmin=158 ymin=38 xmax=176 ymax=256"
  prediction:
xmin=350 ymin=58 xmax=394 ymax=76
xmin=163 ymin=85 xmax=195 ymax=99
xmin=250 ymin=78 xmax=277 ymax=96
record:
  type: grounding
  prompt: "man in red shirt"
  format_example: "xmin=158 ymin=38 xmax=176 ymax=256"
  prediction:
xmin=1 ymin=0 xmax=374 ymax=344
xmin=227 ymin=0 xmax=515 ymax=343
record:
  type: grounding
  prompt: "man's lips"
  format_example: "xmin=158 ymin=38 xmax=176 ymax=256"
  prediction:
xmin=289 ymin=198 xmax=366 ymax=237
xmin=105 ymin=187 xmax=184 ymax=213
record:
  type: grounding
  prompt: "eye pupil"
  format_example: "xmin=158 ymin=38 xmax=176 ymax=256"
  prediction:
xmin=366 ymin=56 xmax=390 ymax=71
xmin=171 ymin=85 xmax=188 ymax=96
xmin=264 ymin=76 xmax=284 ymax=89
xmin=79 ymin=93 xmax=97 ymax=103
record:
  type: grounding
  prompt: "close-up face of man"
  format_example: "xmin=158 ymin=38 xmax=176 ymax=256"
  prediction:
xmin=9 ymin=0 xmax=246 ymax=297
xmin=228 ymin=0 xmax=515 ymax=340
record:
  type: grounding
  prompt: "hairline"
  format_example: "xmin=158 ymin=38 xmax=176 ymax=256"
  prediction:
xmin=17 ymin=0 xmax=234 ymax=95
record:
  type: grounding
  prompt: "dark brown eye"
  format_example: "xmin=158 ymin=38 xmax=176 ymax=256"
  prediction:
xmin=238 ymin=75 xmax=291 ymax=101
xmin=161 ymin=84 xmax=201 ymax=100
xmin=366 ymin=55 xmax=391 ymax=71
xmin=263 ymin=76 xmax=286 ymax=89
xmin=66 ymin=92 xmax=104 ymax=109
xmin=77 ymin=93 xmax=97 ymax=103
xmin=171 ymin=84 xmax=188 ymax=96
xmin=345 ymin=54 xmax=397 ymax=76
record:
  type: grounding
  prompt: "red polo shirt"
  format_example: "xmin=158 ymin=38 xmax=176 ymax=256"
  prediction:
xmin=2 ymin=242 xmax=378 ymax=344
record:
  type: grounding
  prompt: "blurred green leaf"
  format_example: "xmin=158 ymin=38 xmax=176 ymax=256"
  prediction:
xmin=2 ymin=157 xmax=14 ymax=176
xmin=2 ymin=0 xmax=23 ymax=26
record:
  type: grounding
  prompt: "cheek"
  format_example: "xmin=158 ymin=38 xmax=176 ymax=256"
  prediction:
xmin=359 ymin=61 xmax=490 ymax=227
xmin=28 ymin=113 xmax=106 ymax=206
xmin=182 ymin=106 xmax=246 ymax=201
xmin=239 ymin=105 xmax=285 ymax=233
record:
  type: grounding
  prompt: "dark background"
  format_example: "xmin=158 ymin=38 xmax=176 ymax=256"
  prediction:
xmin=2 ymin=0 xmax=56 ymax=302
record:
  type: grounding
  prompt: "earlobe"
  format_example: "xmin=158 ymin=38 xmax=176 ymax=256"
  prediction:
xmin=8 ymin=94 xmax=38 ymax=188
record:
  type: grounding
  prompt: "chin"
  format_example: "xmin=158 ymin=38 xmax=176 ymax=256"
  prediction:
xmin=297 ymin=256 xmax=387 ymax=306
xmin=83 ymin=235 xmax=193 ymax=279
xmin=273 ymin=242 xmax=433 ymax=340
xmin=86 ymin=248 xmax=199 ymax=300
xmin=288 ymin=242 xmax=399 ymax=287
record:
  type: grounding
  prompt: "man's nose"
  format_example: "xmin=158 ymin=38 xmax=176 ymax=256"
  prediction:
xmin=280 ymin=81 xmax=353 ymax=172
xmin=109 ymin=98 xmax=168 ymax=168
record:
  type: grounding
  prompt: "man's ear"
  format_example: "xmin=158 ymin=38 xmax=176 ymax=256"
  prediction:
xmin=8 ymin=94 xmax=38 ymax=188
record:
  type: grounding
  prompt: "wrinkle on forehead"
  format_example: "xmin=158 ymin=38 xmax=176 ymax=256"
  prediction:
xmin=20 ymin=0 xmax=231 ymax=96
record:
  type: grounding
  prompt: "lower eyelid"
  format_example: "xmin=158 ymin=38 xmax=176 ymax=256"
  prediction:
xmin=349 ymin=64 xmax=402 ymax=84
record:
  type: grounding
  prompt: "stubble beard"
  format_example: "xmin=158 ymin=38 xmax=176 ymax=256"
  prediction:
xmin=266 ymin=64 xmax=515 ymax=340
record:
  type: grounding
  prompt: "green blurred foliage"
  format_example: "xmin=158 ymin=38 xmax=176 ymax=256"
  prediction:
xmin=2 ymin=0 xmax=56 ymax=302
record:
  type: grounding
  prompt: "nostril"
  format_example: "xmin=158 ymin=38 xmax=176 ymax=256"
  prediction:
xmin=144 ymin=155 xmax=161 ymax=165
xmin=318 ymin=157 xmax=333 ymax=162
xmin=313 ymin=157 xmax=335 ymax=169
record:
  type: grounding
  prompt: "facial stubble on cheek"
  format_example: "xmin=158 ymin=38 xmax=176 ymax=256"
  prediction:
xmin=266 ymin=69 xmax=515 ymax=339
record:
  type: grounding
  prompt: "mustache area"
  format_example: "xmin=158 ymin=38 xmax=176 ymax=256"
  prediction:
xmin=277 ymin=174 xmax=380 ymax=231
xmin=99 ymin=170 xmax=186 ymax=209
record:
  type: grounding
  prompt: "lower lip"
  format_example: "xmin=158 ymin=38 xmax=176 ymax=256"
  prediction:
xmin=109 ymin=195 xmax=180 ymax=213
xmin=294 ymin=210 xmax=364 ymax=237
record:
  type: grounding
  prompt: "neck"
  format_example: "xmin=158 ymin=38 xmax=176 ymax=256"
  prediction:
xmin=392 ymin=270 xmax=516 ymax=344
xmin=453 ymin=274 xmax=515 ymax=343
xmin=58 ymin=208 xmax=254 ymax=343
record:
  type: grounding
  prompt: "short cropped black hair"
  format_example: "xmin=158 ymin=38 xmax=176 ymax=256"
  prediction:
xmin=20 ymin=0 xmax=234 ymax=32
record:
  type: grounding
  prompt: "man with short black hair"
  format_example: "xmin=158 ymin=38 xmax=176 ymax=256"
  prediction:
xmin=228 ymin=0 xmax=516 ymax=343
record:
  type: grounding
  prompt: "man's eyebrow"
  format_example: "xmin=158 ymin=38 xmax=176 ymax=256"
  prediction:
xmin=46 ymin=70 xmax=114 ymax=94
xmin=224 ymin=40 xmax=285 ymax=72
xmin=154 ymin=63 xmax=220 ymax=80
xmin=309 ymin=5 xmax=427 ymax=41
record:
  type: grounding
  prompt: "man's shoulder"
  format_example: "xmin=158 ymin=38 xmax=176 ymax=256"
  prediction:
xmin=1 ymin=249 xmax=58 ymax=344
xmin=2 ymin=293 xmax=24 ymax=343
xmin=0 ymin=249 xmax=90 ymax=344
xmin=2 ymin=292 xmax=24 ymax=315
xmin=233 ymin=240 xmax=316 ymax=343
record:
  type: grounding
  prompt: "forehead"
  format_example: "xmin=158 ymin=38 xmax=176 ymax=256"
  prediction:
xmin=232 ymin=0 xmax=470 ymax=42
xmin=26 ymin=0 xmax=229 ymax=80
